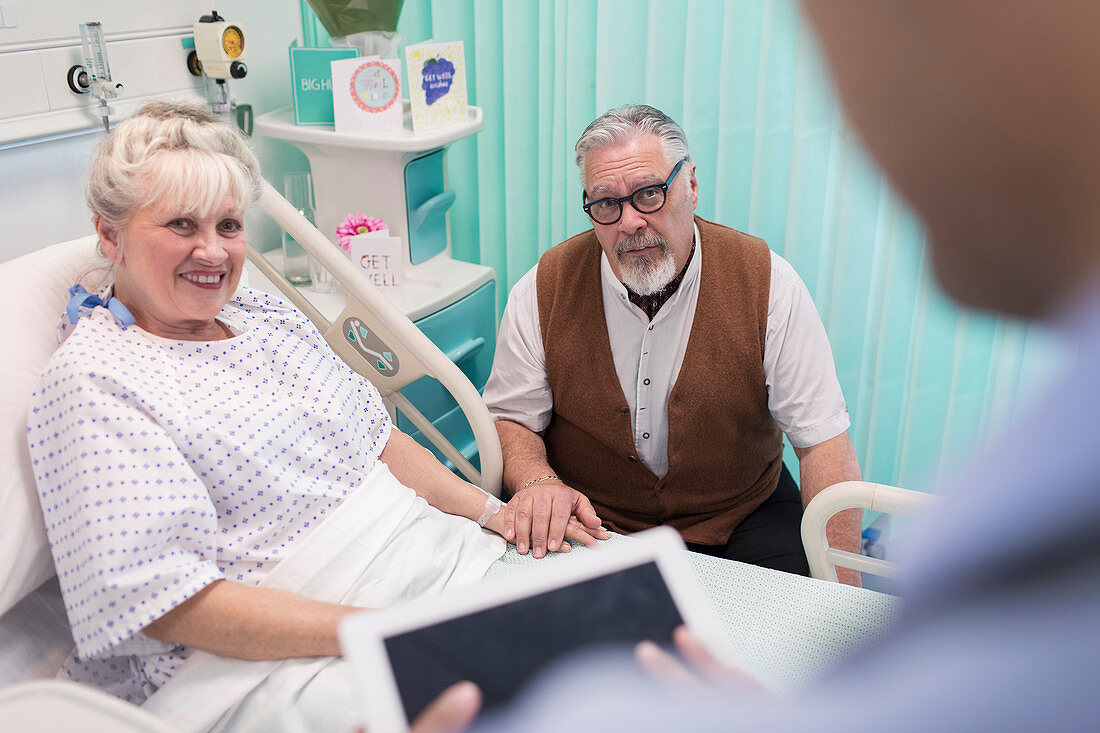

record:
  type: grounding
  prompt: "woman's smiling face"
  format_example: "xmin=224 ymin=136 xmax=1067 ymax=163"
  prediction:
xmin=97 ymin=198 xmax=246 ymax=341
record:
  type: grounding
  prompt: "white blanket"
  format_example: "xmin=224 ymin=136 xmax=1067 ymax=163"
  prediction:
xmin=141 ymin=462 xmax=506 ymax=732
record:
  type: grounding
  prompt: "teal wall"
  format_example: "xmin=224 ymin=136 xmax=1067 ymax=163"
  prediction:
xmin=310 ymin=0 xmax=1067 ymax=494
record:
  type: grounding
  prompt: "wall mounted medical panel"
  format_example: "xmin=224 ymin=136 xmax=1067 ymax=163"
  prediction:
xmin=0 ymin=32 xmax=203 ymax=144
xmin=0 ymin=0 xmax=194 ymax=45
xmin=37 ymin=35 xmax=197 ymax=112
xmin=0 ymin=51 xmax=49 ymax=118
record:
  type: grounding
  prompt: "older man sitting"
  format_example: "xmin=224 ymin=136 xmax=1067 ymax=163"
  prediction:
xmin=484 ymin=105 xmax=863 ymax=585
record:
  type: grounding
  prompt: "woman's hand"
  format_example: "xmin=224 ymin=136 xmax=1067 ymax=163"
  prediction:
xmin=378 ymin=428 xmax=609 ymax=556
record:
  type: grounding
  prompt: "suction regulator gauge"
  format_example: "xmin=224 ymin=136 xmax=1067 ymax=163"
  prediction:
xmin=221 ymin=25 xmax=244 ymax=58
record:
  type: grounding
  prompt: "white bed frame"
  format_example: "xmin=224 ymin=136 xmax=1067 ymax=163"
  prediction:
xmin=252 ymin=180 xmax=501 ymax=493
xmin=801 ymin=480 xmax=938 ymax=582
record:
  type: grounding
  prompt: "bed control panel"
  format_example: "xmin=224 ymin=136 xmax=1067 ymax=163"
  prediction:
xmin=343 ymin=316 xmax=401 ymax=377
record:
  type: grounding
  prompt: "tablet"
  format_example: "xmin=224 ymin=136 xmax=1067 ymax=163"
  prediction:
xmin=339 ymin=526 xmax=732 ymax=732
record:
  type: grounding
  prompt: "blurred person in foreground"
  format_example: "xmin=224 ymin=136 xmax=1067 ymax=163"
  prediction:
xmin=415 ymin=1 xmax=1100 ymax=730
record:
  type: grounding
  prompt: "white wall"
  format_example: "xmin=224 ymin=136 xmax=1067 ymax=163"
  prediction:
xmin=0 ymin=1 xmax=308 ymax=262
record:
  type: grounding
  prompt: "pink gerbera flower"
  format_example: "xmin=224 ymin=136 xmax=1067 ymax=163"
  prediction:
xmin=336 ymin=213 xmax=387 ymax=251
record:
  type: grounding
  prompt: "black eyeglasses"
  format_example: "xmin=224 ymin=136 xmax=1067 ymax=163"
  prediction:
xmin=582 ymin=158 xmax=687 ymax=225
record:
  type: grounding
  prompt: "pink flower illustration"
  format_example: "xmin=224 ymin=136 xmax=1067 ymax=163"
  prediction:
xmin=336 ymin=213 xmax=388 ymax=251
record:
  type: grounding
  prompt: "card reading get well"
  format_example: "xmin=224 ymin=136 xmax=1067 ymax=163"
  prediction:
xmin=405 ymin=40 xmax=468 ymax=132
xmin=331 ymin=56 xmax=403 ymax=133
xmin=348 ymin=231 xmax=404 ymax=308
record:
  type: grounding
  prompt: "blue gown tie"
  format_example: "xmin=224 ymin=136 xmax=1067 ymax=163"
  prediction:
xmin=66 ymin=284 xmax=136 ymax=327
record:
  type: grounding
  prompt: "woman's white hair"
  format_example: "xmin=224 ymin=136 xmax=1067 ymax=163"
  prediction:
xmin=574 ymin=104 xmax=691 ymax=188
xmin=86 ymin=101 xmax=262 ymax=229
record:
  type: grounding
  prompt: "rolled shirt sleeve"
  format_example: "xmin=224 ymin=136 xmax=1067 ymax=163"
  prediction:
xmin=483 ymin=266 xmax=554 ymax=433
xmin=764 ymin=253 xmax=851 ymax=448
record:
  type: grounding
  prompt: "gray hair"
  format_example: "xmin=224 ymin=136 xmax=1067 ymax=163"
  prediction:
xmin=574 ymin=104 xmax=691 ymax=187
xmin=86 ymin=101 xmax=262 ymax=229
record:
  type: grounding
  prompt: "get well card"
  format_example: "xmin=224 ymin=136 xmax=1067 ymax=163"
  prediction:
xmin=405 ymin=40 xmax=468 ymax=132
xmin=331 ymin=56 xmax=403 ymax=133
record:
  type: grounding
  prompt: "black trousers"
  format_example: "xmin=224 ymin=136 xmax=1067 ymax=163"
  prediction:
xmin=685 ymin=463 xmax=810 ymax=577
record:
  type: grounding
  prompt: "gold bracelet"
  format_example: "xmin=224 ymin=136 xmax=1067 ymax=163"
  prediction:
xmin=520 ymin=474 xmax=560 ymax=491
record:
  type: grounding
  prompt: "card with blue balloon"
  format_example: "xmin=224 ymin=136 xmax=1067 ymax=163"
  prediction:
xmin=405 ymin=40 xmax=468 ymax=132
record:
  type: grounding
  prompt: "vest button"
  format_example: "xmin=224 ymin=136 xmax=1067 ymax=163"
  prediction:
xmin=619 ymin=407 xmax=629 ymax=416
xmin=628 ymin=455 xmax=638 ymax=462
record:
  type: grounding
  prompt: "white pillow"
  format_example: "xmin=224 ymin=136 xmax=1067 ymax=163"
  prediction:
xmin=0 ymin=236 xmax=109 ymax=616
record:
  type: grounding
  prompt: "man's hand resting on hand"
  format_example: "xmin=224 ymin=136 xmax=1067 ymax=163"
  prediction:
xmin=503 ymin=480 xmax=609 ymax=558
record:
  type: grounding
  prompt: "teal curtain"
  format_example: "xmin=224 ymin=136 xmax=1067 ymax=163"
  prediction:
xmin=387 ymin=0 xmax=1064 ymax=493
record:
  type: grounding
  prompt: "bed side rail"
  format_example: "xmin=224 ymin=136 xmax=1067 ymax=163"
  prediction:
xmin=253 ymin=179 xmax=502 ymax=495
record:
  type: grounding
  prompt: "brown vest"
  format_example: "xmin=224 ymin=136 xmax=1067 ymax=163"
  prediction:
xmin=536 ymin=216 xmax=783 ymax=545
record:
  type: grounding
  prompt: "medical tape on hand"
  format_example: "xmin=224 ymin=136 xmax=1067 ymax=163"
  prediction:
xmin=477 ymin=493 xmax=504 ymax=527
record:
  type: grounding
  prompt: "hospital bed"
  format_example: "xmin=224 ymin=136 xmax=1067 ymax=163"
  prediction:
xmin=0 ymin=186 xmax=915 ymax=730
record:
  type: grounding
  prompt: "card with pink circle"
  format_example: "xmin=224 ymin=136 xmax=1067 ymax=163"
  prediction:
xmin=331 ymin=56 xmax=403 ymax=133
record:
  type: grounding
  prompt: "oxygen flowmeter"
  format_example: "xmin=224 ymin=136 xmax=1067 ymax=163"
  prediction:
xmin=66 ymin=22 xmax=124 ymax=132
xmin=186 ymin=10 xmax=252 ymax=133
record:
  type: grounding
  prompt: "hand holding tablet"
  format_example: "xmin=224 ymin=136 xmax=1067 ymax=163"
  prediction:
xmin=339 ymin=527 xmax=734 ymax=732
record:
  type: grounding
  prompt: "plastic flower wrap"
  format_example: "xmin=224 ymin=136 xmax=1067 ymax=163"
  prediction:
xmin=337 ymin=213 xmax=387 ymax=251
xmin=305 ymin=0 xmax=404 ymax=36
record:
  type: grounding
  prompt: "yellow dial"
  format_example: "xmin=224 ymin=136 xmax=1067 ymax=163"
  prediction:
xmin=221 ymin=26 xmax=244 ymax=58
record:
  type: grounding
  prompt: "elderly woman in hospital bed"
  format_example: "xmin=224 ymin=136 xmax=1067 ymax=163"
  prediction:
xmin=24 ymin=101 xmax=603 ymax=730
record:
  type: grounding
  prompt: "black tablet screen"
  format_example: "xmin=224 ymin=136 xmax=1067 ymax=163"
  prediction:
xmin=383 ymin=560 xmax=683 ymax=721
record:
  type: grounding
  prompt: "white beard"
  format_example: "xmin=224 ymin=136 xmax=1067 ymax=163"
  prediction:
xmin=616 ymin=234 xmax=677 ymax=295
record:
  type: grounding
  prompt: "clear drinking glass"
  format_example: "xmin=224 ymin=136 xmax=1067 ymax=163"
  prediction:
xmin=282 ymin=172 xmax=315 ymax=286
xmin=308 ymin=248 xmax=338 ymax=294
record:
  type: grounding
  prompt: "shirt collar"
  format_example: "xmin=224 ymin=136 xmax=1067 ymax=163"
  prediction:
xmin=625 ymin=238 xmax=696 ymax=320
xmin=600 ymin=222 xmax=702 ymax=319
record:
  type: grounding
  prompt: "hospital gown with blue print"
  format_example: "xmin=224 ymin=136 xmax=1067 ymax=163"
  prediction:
xmin=26 ymin=287 xmax=485 ymax=704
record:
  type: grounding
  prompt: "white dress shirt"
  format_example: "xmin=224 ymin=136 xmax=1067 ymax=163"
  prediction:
xmin=484 ymin=223 xmax=850 ymax=477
